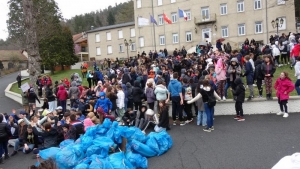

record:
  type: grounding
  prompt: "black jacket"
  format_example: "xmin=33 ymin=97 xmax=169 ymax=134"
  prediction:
xmin=24 ymin=130 xmax=39 ymax=148
xmin=28 ymin=92 xmax=40 ymax=104
xmin=158 ymin=107 xmax=169 ymax=128
xmin=254 ymin=59 xmax=264 ymax=80
xmin=261 ymin=62 xmax=276 ymax=77
xmin=0 ymin=122 xmax=11 ymax=141
xmin=232 ymin=78 xmax=245 ymax=103
xmin=34 ymin=126 xmax=58 ymax=148
xmin=122 ymin=111 xmax=137 ymax=122
xmin=45 ymin=87 xmax=56 ymax=102
xmin=132 ymin=80 xmax=143 ymax=103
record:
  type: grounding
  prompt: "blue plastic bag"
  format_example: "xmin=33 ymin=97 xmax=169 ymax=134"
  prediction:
xmin=74 ymin=163 xmax=89 ymax=169
xmin=146 ymin=130 xmax=173 ymax=156
xmin=86 ymin=137 xmax=114 ymax=157
xmin=102 ymin=118 xmax=112 ymax=128
xmin=131 ymin=140 xmax=157 ymax=157
xmin=127 ymin=127 xmax=146 ymax=143
xmin=89 ymin=157 xmax=114 ymax=169
xmin=59 ymin=139 xmax=74 ymax=149
xmin=145 ymin=133 xmax=160 ymax=154
xmin=125 ymin=152 xmax=148 ymax=169
xmin=108 ymin=152 xmax=134 ymax=169
xmin=56 ymin=144 xmax=85 ymax=169
xmin=39 ymin=147 xmax=60 ymax=160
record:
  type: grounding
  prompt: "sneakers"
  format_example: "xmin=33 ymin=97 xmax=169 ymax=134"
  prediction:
xmin=180 ymin=121 xmax=186 ymax=126
xmin=11 ymin=151 xmax=17 ymax=156
xmin=185 ymin=118 xmax=193 ymax=124
xmin=173 ymin=122 xmax=176 ymax=126
xmin=277 ymin=111 xmax=284 ymax=116
xmin=237 ymin=117 xmax=245 ymax=121
xmin=210 ymin=126 xmax=214 ymax=131
xmin=4 ymin=154 xmax=9 ymax=160
xmin=0 ymin=157 xmax=3 ymax=164
xmin=234 ymin=116 xmax=240 ymax=120
xmin=257 ymin=95 xmax=263 ymax=98
xmin=283 ymin=113 xmax=289 ymax=118
xmin=222 ymin=96 xmax=226 ymax=101
xmin=203 ymin=128 xmax=211 ymax=132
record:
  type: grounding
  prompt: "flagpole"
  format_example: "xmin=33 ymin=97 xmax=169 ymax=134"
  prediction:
xmin=178 ymin=8 xmax=181 ymax=50
xmin=163 ymin=11 xmax=166 ymax=48
xmin=138 ymin=16 xmax=141 ymax=53
xmin=151 ymin=0 xmax=156 ymax=57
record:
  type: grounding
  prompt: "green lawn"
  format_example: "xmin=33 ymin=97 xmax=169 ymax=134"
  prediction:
xmin=9 ymin=66 xmax=298 ymax=98
xmin=10 ymin=69 xmax=89 ymax=94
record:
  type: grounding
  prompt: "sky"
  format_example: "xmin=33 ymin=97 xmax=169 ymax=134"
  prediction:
xmin=0 ymin=0 xmax=128 ymax=40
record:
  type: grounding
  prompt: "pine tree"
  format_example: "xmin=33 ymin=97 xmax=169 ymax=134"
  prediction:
xmin=107 ymin=11 xmax=116 ymax=25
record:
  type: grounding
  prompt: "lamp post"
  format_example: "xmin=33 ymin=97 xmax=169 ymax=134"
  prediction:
xmin=124 ymin=39 xmax=132 ymax=59
xmin=271 ymin=18 xmax=284 ymax=35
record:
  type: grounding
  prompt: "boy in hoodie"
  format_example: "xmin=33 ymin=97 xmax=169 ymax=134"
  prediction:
xmin=122 ymin=68 xmax=131 ymax=85
xmin=135 ymin=104 xmax=147 ymax=129
xmin=168 ymin=72 xmax=185 ymax=126
xmin=94 ymin=92 xmax=112 ymax=114
xmin=243 ymin=55 xmax=255 ymax=101
xmin=122 ymin=109 xmax=137 ymax=126
xmin=68 ymin=81 xmax=80 ymax=108
xmin=57 ymin=85 xmax=68 ymax=113
xmin=231 ymin=78 xmax=246 ymax=121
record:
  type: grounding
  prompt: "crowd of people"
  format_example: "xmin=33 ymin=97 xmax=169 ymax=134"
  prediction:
xmin=0 ymin=32 xmax=300 ymax=166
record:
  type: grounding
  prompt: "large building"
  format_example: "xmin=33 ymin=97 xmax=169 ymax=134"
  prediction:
xmin=86 ymin=22 xmax=136 ymax=60
xmin=134 ymin=0 xmax=296 ymax=52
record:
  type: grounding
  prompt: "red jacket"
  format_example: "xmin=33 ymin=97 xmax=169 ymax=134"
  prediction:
xmin=291 ymin=44 xmax=300 ymax=57
xmin=57 ymin=85 xmax=68 ymax=101
xmin=274 ymin=78 xmax=295 ymax=101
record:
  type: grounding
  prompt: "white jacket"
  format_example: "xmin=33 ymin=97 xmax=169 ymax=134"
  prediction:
xmin=116 ymin=90 xmax=125 ymax=108
xmin=295 ymin=62 xmax=300 ymax=79
xmin=272 ymin=45 xmax=280 ymax=56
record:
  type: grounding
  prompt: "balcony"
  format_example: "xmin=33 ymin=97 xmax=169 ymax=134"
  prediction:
xmin=194 ymin=13 xmax=217 ymax=25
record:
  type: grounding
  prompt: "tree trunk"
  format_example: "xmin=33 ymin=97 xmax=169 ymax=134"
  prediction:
xmin=61 ymin=64 xmax=64 ymax=70
xmin=22 ymin=0 xmax=41 ymax=91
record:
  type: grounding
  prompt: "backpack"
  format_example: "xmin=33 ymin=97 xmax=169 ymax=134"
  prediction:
xmin=201 ymin=89 xmax=216 ymax=108
xmin=182 ymin=84 xmax=192 ymax=100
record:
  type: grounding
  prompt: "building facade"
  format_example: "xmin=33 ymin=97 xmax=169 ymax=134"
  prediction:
xmin=134 ymin=0 xmax=296 ymax=52
xmin=87 ymin=22 xmax=137 ymax=60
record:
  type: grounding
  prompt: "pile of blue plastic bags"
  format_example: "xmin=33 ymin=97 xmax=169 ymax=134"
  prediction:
xmin=39 ymin=118 xmax=173 ymax=169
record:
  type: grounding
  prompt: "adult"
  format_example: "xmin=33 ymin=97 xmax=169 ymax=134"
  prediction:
xmin=16 ymin=73 xmax=21 ymax=89
xmin=68 ymin=81 xmax=80 ymax=108
xmin=261 ymin=55 xmax=276 ymax=100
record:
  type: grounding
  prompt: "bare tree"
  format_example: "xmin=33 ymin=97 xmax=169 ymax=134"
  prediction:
xmin=22 ymin=0 xmax=41 ymax=90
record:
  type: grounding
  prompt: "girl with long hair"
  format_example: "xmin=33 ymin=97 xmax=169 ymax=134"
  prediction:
xmin=154 ymin=101 xmax=169 ymax=132
xmin=274 ymin=72 xmax=295 ymax=118
xmin=261 ymin=55 xmax=276 ymax=100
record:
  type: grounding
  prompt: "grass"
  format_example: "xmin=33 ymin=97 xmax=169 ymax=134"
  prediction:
xmin=10 ymin=69 xmax=90 ymax=94
xmin=9 ymin=65 xmax=298 ymax=99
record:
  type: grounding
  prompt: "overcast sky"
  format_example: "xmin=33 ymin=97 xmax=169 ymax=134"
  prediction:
xmin=0 ymin=0 xmax=128 ymax=40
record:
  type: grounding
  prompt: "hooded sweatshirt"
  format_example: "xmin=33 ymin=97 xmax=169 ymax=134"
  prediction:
xmin=94 ymin=92 xmax=112 ymax=113
xmin=57 ymin=85 xmax=68 ymax=101
xmin=74 ymin=73 xmax=82 ymax=86
xmin=83 ymin=118 xmax=95 ymax=132
xmin=126 ymin=82 xmax=133 ymax=100
xmin=168 ymin=79 xmax=182 ymax=97
xmin=154 ymin=84 xmax=169 ymax=101
xmin=122 ymin=68 xmax=131 ymax=84
xmin=232 ymin=78 xmax=245 ymax=103
xmin=291 ymin=44 xmax=300 ymax=57
xmin=68 ymin=81 xmax=80 ymax=100
xmin=132 ymin=80 xmax=144 ymax=103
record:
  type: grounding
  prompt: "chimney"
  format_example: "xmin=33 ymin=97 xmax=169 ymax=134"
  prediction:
xmin=91 ymin=26 xmax=94 ymax=30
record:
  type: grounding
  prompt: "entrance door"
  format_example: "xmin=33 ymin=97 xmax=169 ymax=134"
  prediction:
xmin=202 ymin=28 xmax=211 ymax=43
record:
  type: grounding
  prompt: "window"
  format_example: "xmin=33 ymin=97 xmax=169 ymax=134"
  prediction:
xmin=158 ymin=0 xmax=162 ymax=6
xmin=254 ymin=0 xmax=262 ymax=10
xmin=106 ymin=32 xmax=111 ymax=40
xmin=119 ymin=44 xmax=124 ymax=52
xmin=95 ymin=34 xmax=100 ymax=42
xmin=220 ymin=4 xmax=227 ymax=15
xmin=139 ymin=37 xmax=144 ymax=47
xmin=185 ymin=10 xmax=191 ymax=20
xmin=118 ymin=30 xmax=123 ymax=39
xmin=96 ymin=47 xmax=101 ymax=56
xmin=201 ymin=7 xmax=210 ymax=20
xmin=171 ymin=13 xmax=177 ymax=23
xmin=107 ymin=45 xmax=112 ymax=54
xmin=158 ymin=15 xmax=164 ymax=25
xmin=131 ymin=43 xmax=136 ymax=51
xmin=238 ymin=24 xmax=245 ymax=36
xmin=221 ymin=26 xmax=228 ymax=37
xmin=130 ymin=28 xmax=135 ymax=37
xmin=237 ymin=1 xmax=244 ymax=12
xmin=277 ymin=0 xmax=286 ymax=5
xmin=171 ymin=0 xmax=176 ymax=3
xmin=255 ymin=22 xmax=263 ymax=33
xmin=159 ymin=35 xmax=165 ymax=45
xmin=186 ymin=32 xmax=192 ymax=42
xmin=137 ymin=0 xmax=141 ymax=8
xmin=172 ymin=33 xmax=178 ymax=44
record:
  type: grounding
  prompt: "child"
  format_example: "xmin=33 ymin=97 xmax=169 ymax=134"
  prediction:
xmin=154 ymin=101 xmax=169 ymax=132
xmin=145 ymin=82 xmax=156 ymax=110
xmin=182 ymin=78 xmax=193 ymax=123
xmin=274 ymin=72 xmax=295 ymax=118
xmin=243 ymin=55 xmax=254 ymax=101
xmin=231 ymin=78 xmax=246 ymax=121
xmin=227 ymin=58 xmax=242 ymax=90
xmin=23 ymin=125 xmax=39 ymax=154
xmin=76 ymin=111 xmax=85 ymax=122
xmin=116 ymin=85 xmax=125 ymax=121
xmin=135 ymin=104 xmax=147 ymax=129
xmin=94 ymin=92 xmax=112 ymax=114
xmin=195 ymin=81 xmax=206 ymax=126
xmin=122 ymin=108 xmax=137 ymax=126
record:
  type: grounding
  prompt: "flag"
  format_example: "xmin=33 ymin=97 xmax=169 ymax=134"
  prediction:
xmin=178 ymin=9 xmax=187 ymax=21
xmin=150 ymin=15 xmax=157 ymax=25
xmin=138 ymin=17 xmax=149 ymax=26
xmin=163 ymin=13 xmax=172 ymax=24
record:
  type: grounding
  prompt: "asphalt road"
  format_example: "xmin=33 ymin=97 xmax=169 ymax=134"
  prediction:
xmin=1 ymin=72 xmax=300 ymax=169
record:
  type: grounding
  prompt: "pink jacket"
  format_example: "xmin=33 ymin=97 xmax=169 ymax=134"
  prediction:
xmin=215 ymin=58 xmax=227 ymax=81
xmin=84 ymin=118 xmax=95 ymax=131
xmin=274 ymin=78 xmax=295 ymax=101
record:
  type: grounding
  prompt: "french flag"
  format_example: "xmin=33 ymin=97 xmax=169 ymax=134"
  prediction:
xmin=178 ymin=8 xmax=187 ymax=21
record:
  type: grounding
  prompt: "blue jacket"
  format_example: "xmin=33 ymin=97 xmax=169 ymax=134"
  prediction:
xmin=168 ymin=79 xmax=182 ymax=97
xmin=244 ymin=62 xmax=254 ymax=85
xmin=94 ymin=92 xmax=112 ymax=113
xmin=95 ymin=70 xmax=103 ymax=82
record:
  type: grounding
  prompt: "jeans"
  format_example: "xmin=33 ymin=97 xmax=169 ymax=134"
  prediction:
xmin=0 ymin=141 xmax=8 ymax=156
xmin=23 ymin=144 xmax=34 ymax=154
xmin=154 ymin=125 xmax=166 ymax=132
xmin=204 ymin=103 xmax=214 ymax=129
xmin=48 ymin=101 xmax=56 ymax=112
xmin=295 ymin=79 xmax=300 ymax=95
xmin=197 ymin=111 xmax=207 ymax=126
xmin=248 ymin=85 xmax=254 ymax=97
xmin=8 ymin=138 xmax=20 ymax=151
xmin=224 ymin=82 xmax=230 ymax=98
xmin=171 ymin=96 xmax=183 ymax=121
xmin=70 ymin=99 xmax=77 ymax=108
xmin=59 ymin=100 xmax=67 ymax=113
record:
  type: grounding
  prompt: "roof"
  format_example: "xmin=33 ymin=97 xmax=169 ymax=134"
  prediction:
xmin=86 ymin=22 xmax=135 ymax=33
xmin=73 ymin=33 xmax=82 ymax=42
xmin=0 ymin=50 xmax=27 ymax=61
